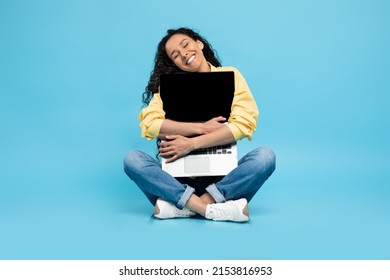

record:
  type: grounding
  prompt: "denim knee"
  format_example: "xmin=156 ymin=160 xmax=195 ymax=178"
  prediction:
xmin=123 ymin=150 xmax=145 ymax=175
xmin=254 ymin=147 xmax=276 ymax=175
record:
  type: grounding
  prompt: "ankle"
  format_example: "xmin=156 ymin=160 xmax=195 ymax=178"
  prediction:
xmin=200 ymin=193 xmax=215 ymax=204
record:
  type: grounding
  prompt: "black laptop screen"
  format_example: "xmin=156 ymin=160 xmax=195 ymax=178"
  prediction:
xmin=159 ymin=71 xmax=234 ymax=122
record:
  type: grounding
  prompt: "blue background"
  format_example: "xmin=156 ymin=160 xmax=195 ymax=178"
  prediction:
xmin=1 ymin=0 xmax=389 ymax=259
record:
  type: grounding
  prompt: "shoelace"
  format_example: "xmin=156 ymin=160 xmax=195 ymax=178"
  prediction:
xmin=208 ymin=205 xmax=232 ymax=219
xmin=173 ymin=208 xmax=193 ymax=217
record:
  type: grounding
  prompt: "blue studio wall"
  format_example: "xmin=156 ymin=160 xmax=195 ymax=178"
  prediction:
xmin=0 ymin=0 xmax=389 ymax=259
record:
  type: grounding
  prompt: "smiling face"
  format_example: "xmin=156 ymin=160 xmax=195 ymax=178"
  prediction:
xmin=165 ymin=33 xmax=211 ymax=72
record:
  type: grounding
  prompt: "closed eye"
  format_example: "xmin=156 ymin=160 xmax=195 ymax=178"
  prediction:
xmin=171 ymin=51 xmax=179 ymax=59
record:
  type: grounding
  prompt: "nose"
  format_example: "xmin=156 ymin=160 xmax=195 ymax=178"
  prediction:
xmin=181 ymin=51 xmax=187 ymax=59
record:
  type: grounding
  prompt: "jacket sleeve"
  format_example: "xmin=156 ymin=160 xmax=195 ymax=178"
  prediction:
xmin=227 ymin=68 xmax=259 ymax=141
xmin=139 ymin=93 xmax=165 ymax=140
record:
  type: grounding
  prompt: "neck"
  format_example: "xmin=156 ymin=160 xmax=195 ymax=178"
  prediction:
xmin=199 ymin=59 xmax=211 ymax=72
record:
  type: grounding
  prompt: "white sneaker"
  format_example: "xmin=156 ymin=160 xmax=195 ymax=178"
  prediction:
xmin=205 ymin=198 xmax=249 ymax=222
xmin=154 ymin=198 xmax=196 ymax=219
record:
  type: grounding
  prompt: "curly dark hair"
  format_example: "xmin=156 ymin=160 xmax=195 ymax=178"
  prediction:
xmin=142 ymin=27 xmax=222 ymax=106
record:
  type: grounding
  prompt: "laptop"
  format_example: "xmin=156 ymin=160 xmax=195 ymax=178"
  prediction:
xmin=159 ymin=71 xmax=238 ymax=177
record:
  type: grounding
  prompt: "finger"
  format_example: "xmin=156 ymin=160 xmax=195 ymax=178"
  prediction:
xmin=214 ymin=116 xmax=227 ymax=122
xmin=159 ymin=145 xmax=169 ymax=152
xmin=165 ymin=156 xmax=175 ymax=163
xmin=159 ymin=142 xmax=168 ymax=148
xmin=164 ymin=153 xmax=179 ymax=163
xmin=165 ymin=135 xmax=181 ymax=140
xmin=159 ymin=149 xmax=175 ymax=157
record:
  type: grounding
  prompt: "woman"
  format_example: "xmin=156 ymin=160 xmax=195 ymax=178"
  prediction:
xmin=124 ymin=27 xmax=275 ymax=222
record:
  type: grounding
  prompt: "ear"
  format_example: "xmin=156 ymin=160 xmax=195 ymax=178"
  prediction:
xmin=196 ymin=40 xmax=204 ymax=50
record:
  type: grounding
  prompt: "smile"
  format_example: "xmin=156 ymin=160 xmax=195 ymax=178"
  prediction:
xmin=186 ymin=55 xmax=195 ymax=65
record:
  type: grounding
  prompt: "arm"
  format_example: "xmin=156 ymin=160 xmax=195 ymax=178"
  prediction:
xmin=158 ymin=116 xmax=227 ymax=139
xmin=139 ymin=93 xmax=226 ymax=140
xmin=191 ymin=124 xmax=235 ymax=149
xmin=159 ymin=125 xmax=235 ymax=163
xmin=159 ymin=119 xmax=203 ymax=138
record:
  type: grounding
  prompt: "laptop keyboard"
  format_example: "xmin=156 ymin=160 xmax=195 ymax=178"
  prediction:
xmin=189 ymin=144 xmax=232 ymax=155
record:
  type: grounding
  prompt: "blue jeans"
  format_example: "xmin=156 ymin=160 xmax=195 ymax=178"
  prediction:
xmin=123 ymin=147 xmax=276 ymax=209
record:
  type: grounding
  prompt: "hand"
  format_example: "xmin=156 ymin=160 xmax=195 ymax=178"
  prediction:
xmin=202 ymin=116 xmax=226 ymax=134
xmin=159 ymin=135 xmax=195 ymax=163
